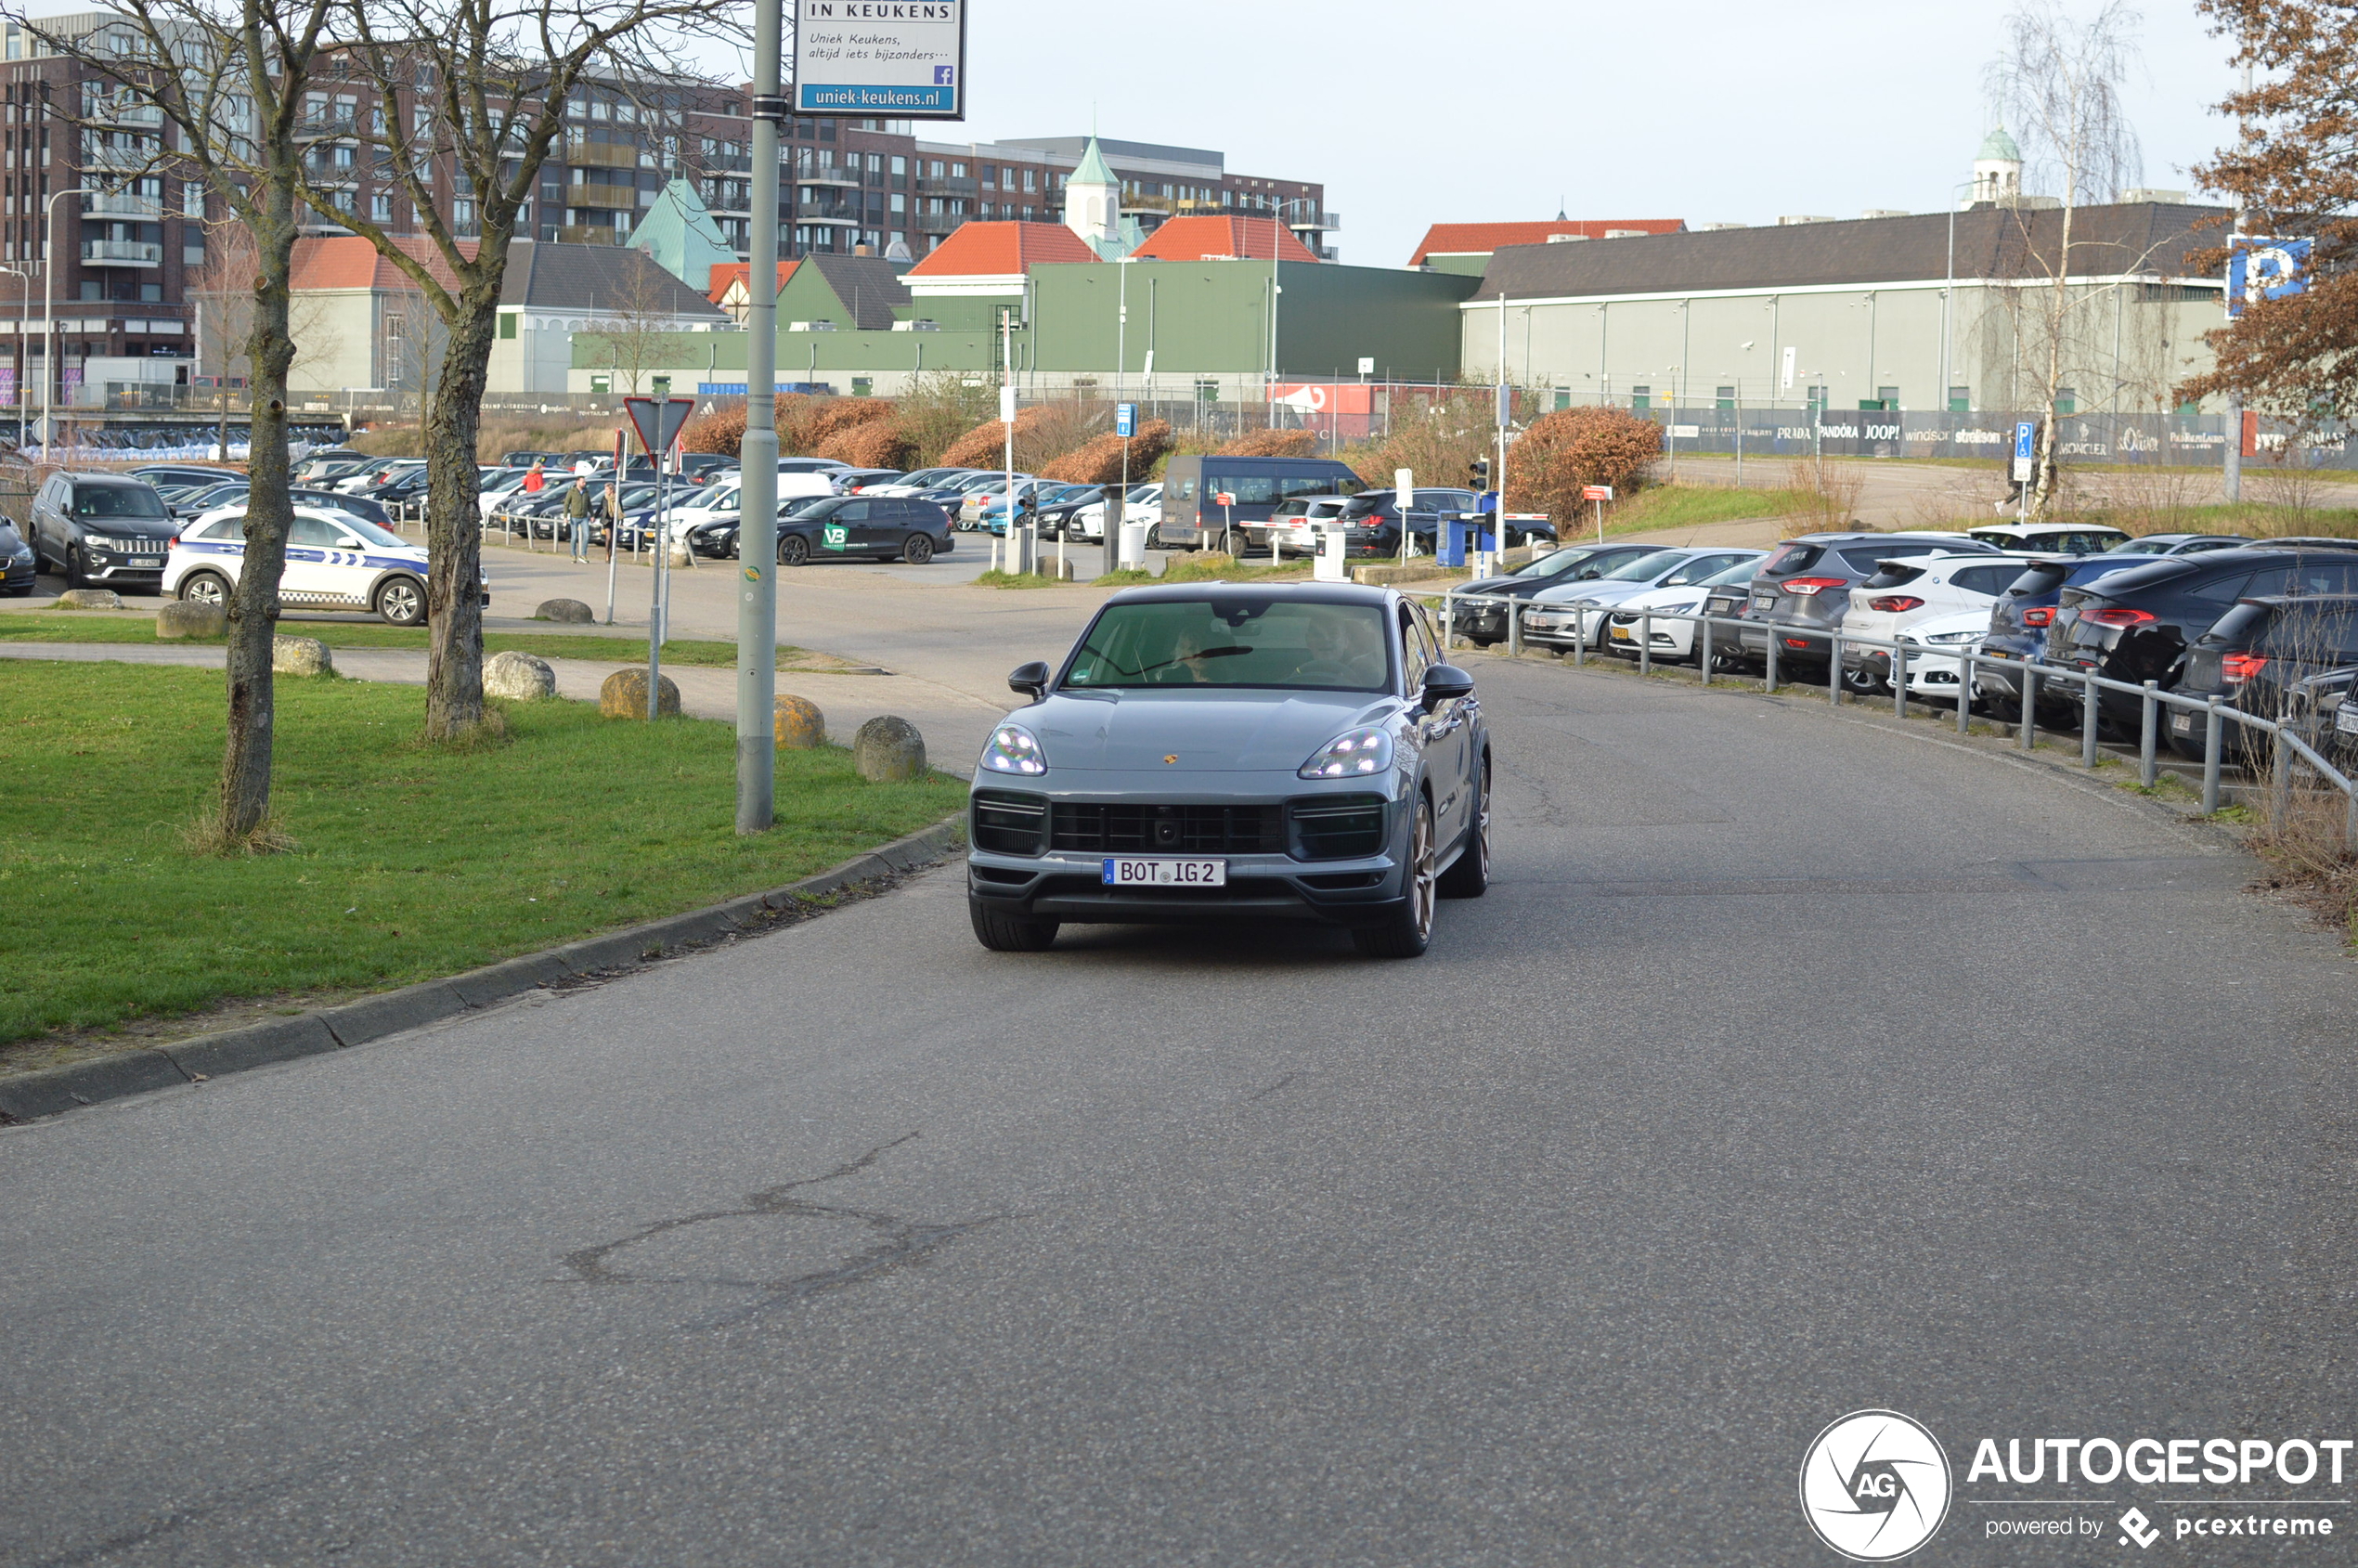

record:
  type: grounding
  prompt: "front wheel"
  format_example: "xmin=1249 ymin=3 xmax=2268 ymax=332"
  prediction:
xmin=970 ymin=899 xmax=1059 ymax=952
xmin=1353 ymin=796 xmax=1437 ymax=958
xmin=778 ymin=534 xmax=810 ymax=568
xmin=179 ymin=571 xmax=230 ymax=610
xmin=1438 ymin=758 xmax=1491 ymax=900
xmin=65 ymin=544 xmax=87 ymax=590
xmin=375 ymin=576 xmax=425 ymax=626
xmin=902 ymin=532 xmax=936 ymax=564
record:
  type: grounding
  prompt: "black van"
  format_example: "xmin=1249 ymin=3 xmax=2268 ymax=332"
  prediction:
xmin=1160 ymin=454 xmax=1367 ymax=551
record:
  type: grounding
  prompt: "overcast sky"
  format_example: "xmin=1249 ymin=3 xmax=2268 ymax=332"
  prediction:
xmin=29 ymin=0 xmax=2243 ymax=269
xmin=948 ymin=0 xmax=2241 ymax=266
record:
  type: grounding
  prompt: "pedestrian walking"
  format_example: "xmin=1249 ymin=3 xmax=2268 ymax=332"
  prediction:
xmin=564 ymin=478 xmax=591 ymax=563
xmin=523 ymin=460 xmax=546 ymax=496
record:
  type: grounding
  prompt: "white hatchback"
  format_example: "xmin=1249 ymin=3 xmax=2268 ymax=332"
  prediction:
xmin=164 ymin=506 xmax=459 ymax=626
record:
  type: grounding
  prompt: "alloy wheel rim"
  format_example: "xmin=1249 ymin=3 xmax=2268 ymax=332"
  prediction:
xmin=1475 ymin=767 xmax=1491 ymax=878
xmin=384 ymin=583 xmax=420 ymax=619
xmin=1412 ymin=803 xmax=1435 ymax=938
xmin=188 ymin=577 xmax=224 ymax=606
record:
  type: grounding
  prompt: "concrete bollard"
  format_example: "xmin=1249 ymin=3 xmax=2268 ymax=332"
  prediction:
xmin=270 ymin=635 xmax=334 ymax=677
xmin=155 ymin=602 xmax=227 ymax=640
xmin=534 ymin=598 xmax=595 ymax=623
xmin=484 ymin=649 xmax=558 ymax=699
xmin=598 ymin=667 xmax=680 ymax=719
xmin=851 ymin=715 xmax=926 ymax=782
xmin=774 ymin=693 xmax=826 ymax=749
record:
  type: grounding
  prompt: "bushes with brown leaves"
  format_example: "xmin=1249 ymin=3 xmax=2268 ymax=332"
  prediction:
xmin=1040 ymin=420 xmax=1174 ymax=485
xmin=938 ymin=403 xmax=1106 ymax=472
xmin=679 ymin=404 xmax=748 ymax=457
xmin=1505 ymin=407 xmax=1663 ymax=523
xmin=1214 ymin=428 xmax=1319 ymax=459
xmin=817 ymin=420 xmax=919 ymax=471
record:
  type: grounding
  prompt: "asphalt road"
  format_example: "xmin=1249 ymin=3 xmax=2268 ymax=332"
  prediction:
xmin=6 ymin=657 xmax=2356 ymax=1566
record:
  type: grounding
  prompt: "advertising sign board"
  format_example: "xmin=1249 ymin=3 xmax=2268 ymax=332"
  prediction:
xmin=793 ymin=0 xmax=966 ymax=120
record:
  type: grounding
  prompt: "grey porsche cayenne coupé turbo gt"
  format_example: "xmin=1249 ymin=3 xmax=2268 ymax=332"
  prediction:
xmin=966 ymin=583 xmax=1490 ymax=958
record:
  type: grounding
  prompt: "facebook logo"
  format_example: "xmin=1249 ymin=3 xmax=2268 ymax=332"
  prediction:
xmin=933 ymin=65 xmax=954 ymax=84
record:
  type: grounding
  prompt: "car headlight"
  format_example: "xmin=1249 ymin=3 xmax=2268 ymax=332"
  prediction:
xmin=981 ymin=722 xmax=1048 ymax=775
xmin=1298 ymin=726 xmax=1393 ymax=780
xmin=1909 ymin=629 xmax=1983 ymax=646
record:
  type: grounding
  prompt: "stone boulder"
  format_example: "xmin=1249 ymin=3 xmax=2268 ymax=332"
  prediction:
xmin=58 ymin=589 xmax=123 ymax=609
xmin=534 ymin=597 xmax=595 ymax=624
xmin=773 ymin=693 xmax=825 ymax=750
xmin=270 ymin=635 xmax=334 ymax=677
xmin=852 ymin=715 xmax=926 ymax=782
xmin=485 ymin=649 xmax=557 ymax=700
xmin=599 ymin=667 xmax=680 ymax=719
xmin=155 ymin=602 xmax=227 ymax=640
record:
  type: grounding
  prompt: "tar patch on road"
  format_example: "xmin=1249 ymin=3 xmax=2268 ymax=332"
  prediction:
xmin=559 ymin=1134 xmax=1001 ymax=1325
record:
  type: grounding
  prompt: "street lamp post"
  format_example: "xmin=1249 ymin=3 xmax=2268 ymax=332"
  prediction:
xmin=43 ymin=188 xmax=94 ymax=454
xmin=735 ymin=0 xmax=784 ymax=834
xmin=1941 ymin=180 xmax=1973 ymax=416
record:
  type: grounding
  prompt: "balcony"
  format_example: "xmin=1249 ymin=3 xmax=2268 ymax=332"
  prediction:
xmin=567 ymin=180 xmax=638 ymax=210
xmin=80 ymin=142 xmax=159 ymax=174
xmin=793 ymin=160 xmax=861 ymax=187
xmin=296 ymin=115 xmax=359 ymax=140
xmin=84 ymin=97 xmax=162 ymax=128
xmin=83 ymin=190 xmax=162 ymax=218
xmin=566 ymin=136 xmax=640 ymax=171
xmin=700 ymin=151 xmax=752 ymax=174
xmin=795 ymin=200 xmax=862 ymax=227
xmin=914 ymin=209 xmax=959 ymax=233
xmin=555 ymin=225 xmax=621 ymax=245
xmin=82 ymin=240 xmax=162 ymax=266
xmin=1289 ymin=210 xmax=1340 ymax=231
xmin=919 ymin=175 xmax=977 ymax=196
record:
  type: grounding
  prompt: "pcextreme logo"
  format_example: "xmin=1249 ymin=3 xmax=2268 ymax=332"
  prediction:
xmin=1801 ymin=1410 xmax=1954 ymax=1561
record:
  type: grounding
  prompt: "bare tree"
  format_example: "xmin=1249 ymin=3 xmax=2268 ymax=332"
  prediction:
xmin=587 ymin=248 xmax=684 ymax=396
xmin=288 ymin=1 xmax=737 ymax=742
xmin=19 ymin=0 xmax=335 ymax=847
xmin=188 ymin=219 xmax=257 ymax=460
xmin=1989 ymin=0 xmax=2144 ymax=518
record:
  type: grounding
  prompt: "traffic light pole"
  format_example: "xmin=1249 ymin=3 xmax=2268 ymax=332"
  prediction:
xmin=736 ymin=0 xmax=784 ymax=833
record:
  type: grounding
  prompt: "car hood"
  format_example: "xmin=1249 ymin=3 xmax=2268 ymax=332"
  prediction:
xmin=1530 ymin=578 xmax=1661 ymax=606
xmin=1017 ymin=687 xmax=1399 ymax=773
xmin=82 ymin=517 xmax=177 ymax=539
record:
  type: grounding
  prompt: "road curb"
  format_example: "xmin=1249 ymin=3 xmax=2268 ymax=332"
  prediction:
xmin=0 ymin=815 xmax=966 ymax=1124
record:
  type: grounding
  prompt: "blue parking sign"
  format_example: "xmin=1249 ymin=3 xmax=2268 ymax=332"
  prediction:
xmin=2012 ymin=421 xmax=2037 ymax=482
xmin=1116 ymin=403 xmax=1137 ymax=439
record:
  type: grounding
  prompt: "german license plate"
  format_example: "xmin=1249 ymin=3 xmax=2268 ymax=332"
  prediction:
xmin=823 ymin=525 xmax=848 ymax=551
xmin=2339 ymin=708 xmax=2358 ymax=736
xmin=132 ymin=557 xmax=161 ymax=568
xmin=2172 ymin=712 xmax=2196 ymax=733
xmin=1102 ymin=857 xmax=1226 ymax=888
xmin=1754 ymin=594 xmax=1777 ymax=610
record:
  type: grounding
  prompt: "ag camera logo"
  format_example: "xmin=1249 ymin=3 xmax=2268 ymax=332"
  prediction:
xmin=1800 ymin=1409 xmax=1953 ymax=1561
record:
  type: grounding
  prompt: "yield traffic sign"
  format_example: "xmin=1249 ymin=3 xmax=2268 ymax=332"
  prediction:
xmin=622 ymin=395 xmax=697 ymax=458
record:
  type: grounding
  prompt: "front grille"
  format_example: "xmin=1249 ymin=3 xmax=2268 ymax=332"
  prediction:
xmin=1289 ymin=794 xmax=1387 ymax=860
xmin=972 ymin=789 xmax=1047 ymax=855
xmin=1051 ymin=802 xmax=1285 ymax=855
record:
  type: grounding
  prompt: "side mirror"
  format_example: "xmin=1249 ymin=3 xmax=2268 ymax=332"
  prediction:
xmin=1009 ymin=660 xmax=1051 ymax=702
xmin=1420 ymin=664 xmax=1475 ymax=710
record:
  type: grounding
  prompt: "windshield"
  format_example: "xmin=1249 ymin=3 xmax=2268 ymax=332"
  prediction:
xmin=2106 ymin=537 xmax=2170 ymax=554
xmin=1601 ymin=550 xmax=1687 ymax=583
xmin=73 ymin=484 xmax=169 ymax=519
xmin=1065 ymin=599 xmax=1393 ymax=692
xmin=339 ymin=516 xmax=407 ymax=548
xmin=1701 ymin=557 xmax=1763 ymax=587
xmin=1127 ymin=484 xmax=1160 ymax=502
xmin=1512 ymin=548 xmax=1599 ymax=579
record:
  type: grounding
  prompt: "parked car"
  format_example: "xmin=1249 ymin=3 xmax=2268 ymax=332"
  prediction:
xmin=1256 ymin=494 xmax=1356 ymax=557
xmin=961 ymin=476 xmax=1055 ymax=527
xmin=1034 ymin=486 xmax=1108 ymax=541
xmin=982 ymin=483 xmax=1099 ymax=536
xmin=1067 ymin=483 xmax=1163 ymax=543
xmin=1333 ymin=488 xmax=1481 ymax=560
xmin=166 ymin=505 xmax=483 ymax=626
xmin=2168 ymin=594 xmax=2358 ymax=759
xmin=677 ymin=453 xmax=737 ymax=485
xmin=1449 ymin=542 xmax=1678 ymax=645
xmin=1159 ymin=455 xmax=1375 ymax=551
xmin=1600 ymin=553 xmax=1770 ymax=664
xmin=1736 ymin=532 xmax=2002 ymax=673
xmin=829 ymin=468 xmax=905 ymax=494
xmin=2103 ymin=532 xmax=2251 ymax=558
xmin=2053 ymin=546 xmax=2358 ymax=730
xmin=127 ymin=463 xmax=243 ymax=494
xmin=776 ymin=494 xmax=954 ymax=566
xmin=1525 ymin=547 xmax=1779 ymax=649
xmin=334 ymin=459 xmax=425 ymax=495
xmin=863 ymin=467 xmax=981 ymax=498
xmin=1891 ymin=608 xmax=1991 ymax=706
xmin=30 ymin=471 xmax=178 ymax=590
xmin=188 ymin=486 xmax=395 ymax=535
xmin=1837 ymin=553 xmax=2047 ymax=690
xmin=1 ymin=515 xmax=35 ymax=595
xmin=1967 ymin=522 xmax=2133 ymax=555
xmin=1973 ymin=555 xmax=2149 ymax=719
xmin=499 ymin=450 xmax=569 ymax=470
xmin=162 ymin=481 xmax=251 ymax=519
xmin=965 ymin=584 xmax=1483 ymax=958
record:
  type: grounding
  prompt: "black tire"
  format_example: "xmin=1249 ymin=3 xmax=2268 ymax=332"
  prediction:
xmin=778 ymin=533 xmax=810 ymax=567
xmin=1437 ymin=756 xmax=1490 ymax=899
xmin=1353 ymin=795 xmax=1437 ymax=958
xmin=902 ymin=532 xmax=936 ymax=564
xmin=375 ymin=575 xmax=425 ymax=626
xmin=179 ymin=571 xmax=230 ymax=610
xmin=969 ymin=899 xmax=1059 ymax=952
xmin=65 ymin=544 xmax=87 ymax=590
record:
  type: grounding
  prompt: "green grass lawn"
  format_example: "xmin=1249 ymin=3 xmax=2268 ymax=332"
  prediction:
xmin=2064 ymin=501 xmax=2358 ymax=538
xmin=1601 ymin=484 xmax=1807 ymax=534
xmin=0 ymin=661 xmax=965 ymax=1049
xmin=0 ymin=614 xmax=816 ymax=668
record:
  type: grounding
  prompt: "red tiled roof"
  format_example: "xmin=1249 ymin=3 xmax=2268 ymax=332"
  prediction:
xmin=1131 ymin=215 xmax=1317 ymax=264
xmin=905 ymin=221 xmax=1100 ymax=277
xmin=706 ymin=260 xmax=798 ymax=305
xmin=1407 ymin=220 xmax=1685 ymax=266
xmin=290 ymin=234 xmax=475 ymax=293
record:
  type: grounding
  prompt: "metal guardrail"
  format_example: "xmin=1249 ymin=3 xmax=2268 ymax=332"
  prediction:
xmin=1419 ymin=586 xmax=2358 ymax=849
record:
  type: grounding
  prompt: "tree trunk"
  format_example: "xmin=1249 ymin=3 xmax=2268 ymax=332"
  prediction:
xmin=219 ymin=173 xmax=303 ymax=838
xmin=422 ymin=270 xmax=503 ymax=740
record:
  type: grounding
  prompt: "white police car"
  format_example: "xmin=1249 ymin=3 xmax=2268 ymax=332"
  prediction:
xmin=163 ymin=506 xmax=471 ymax=626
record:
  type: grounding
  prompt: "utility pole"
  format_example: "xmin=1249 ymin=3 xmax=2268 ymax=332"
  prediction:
xmin=736 ymin=0 xmax=784 ymax=833
xmin=2224 ymin=58 xmax=2252 ymax=505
